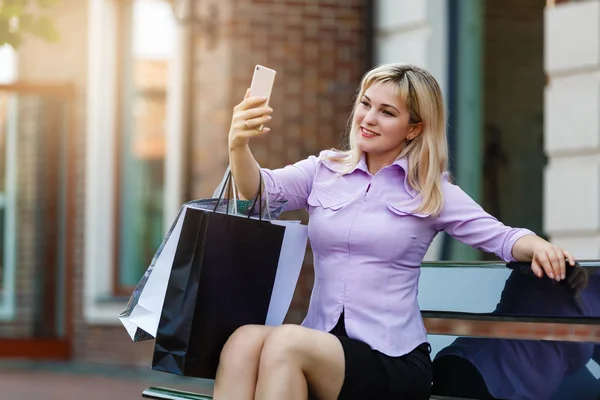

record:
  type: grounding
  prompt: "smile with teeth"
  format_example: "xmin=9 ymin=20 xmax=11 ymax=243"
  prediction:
xmin=361 ymin=127 xmax=380 ymax=138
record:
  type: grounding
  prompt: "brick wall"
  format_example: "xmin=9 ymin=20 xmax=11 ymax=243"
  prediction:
xmin=190 ymin=0 xmax=369 ymax=325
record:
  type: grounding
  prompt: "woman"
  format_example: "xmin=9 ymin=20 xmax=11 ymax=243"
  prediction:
xmin=214 ymin=63 xmax=575 ymax=400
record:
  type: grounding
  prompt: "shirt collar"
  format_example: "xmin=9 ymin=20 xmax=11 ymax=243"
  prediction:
xmin=353 ymin=152 xmax=410 ymax=176
xmin=321 ymin=151 xmax=417 ymax=196
xmin=326 ymin=152 xmax=409 ymax=174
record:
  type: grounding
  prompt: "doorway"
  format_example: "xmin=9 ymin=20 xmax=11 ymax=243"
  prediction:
xmin=445 ymin=0 xmax=546 ymax=261
xmin=0 ymin=83 xmax=76 ymax=359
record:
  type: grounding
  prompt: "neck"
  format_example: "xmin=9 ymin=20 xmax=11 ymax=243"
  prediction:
xmin=365 ymin=152 xmax=401 ymax=175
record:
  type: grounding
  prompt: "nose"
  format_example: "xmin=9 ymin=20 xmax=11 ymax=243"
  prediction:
xmin=363 ymin=109 xmax=378 ymax=126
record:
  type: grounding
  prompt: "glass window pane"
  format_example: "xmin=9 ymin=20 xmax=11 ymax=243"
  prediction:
xmin=118 ymin=0 xmax=176 ymax=287
xmin=0 ymin=94 xmax=6 ymax=192
xmin=0 ymin=208 xmax=4 ymax=291
xmin=0 ymin=92 xmax=8 ymax=294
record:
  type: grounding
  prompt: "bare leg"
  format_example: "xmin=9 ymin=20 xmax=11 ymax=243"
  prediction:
xmin=255 ymin=325 xmax=345 ymax=400
xmin=213 ymin=324 xmax=274 ymax=400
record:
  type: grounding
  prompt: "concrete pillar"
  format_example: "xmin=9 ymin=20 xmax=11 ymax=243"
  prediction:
xmin=544 ymin=0 xmax=600 ymax=257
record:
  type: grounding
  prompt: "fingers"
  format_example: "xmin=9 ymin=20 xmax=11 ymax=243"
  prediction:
xmin=534 ymin=251 xmax=556 ymax=280
xmin=532 ymin=245 xmax=576 ymax=281
xmin=241 ymin=106 xmax=273 ymax=121
xmin=550 ymin=246 xmax=566 ymax=281
xmin=242 ymin=126 xmax=271 ymax=136
xmin=242 ymin=115 xmax=272 ymax=130
xmin=564 ymin=250 xmax=576 ymax=267
xmin=229 ymin=90 xmax=273 ymax=149
xmin=531 ymin=259 xmax=544 ymax=279
xmin=237 ymin=94 xmax=269 ymax=111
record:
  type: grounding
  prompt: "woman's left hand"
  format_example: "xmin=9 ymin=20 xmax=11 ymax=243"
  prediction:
xmin=530 ymin=242 xmax=576 ymax=281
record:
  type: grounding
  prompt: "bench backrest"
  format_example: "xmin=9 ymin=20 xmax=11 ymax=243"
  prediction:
xmin=418 ymin=261 xmax=600 ymax=400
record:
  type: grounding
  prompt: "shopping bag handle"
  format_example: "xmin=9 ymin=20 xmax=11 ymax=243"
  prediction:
xmin=248 ymin=172 xmax=264 ymax=220
xmin=213 ymin=168 xmax=269 ymax=221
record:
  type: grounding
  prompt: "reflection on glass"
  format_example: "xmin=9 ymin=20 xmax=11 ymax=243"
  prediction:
xmin=431 ymin=266 xmax=600 ymax=400
xmin=0 ymin=209 xmax=4 ymax=292
xmin=118 ymin=0 xmax=175 ymax=287
xmin=0 ymin=93 xmax=7 ymax=293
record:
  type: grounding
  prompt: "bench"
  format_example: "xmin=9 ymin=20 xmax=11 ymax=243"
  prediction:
xmin=142 ymin=387 xmax=212 ymax=399
xmin=143 ymin=260 xmax=600 ymax=400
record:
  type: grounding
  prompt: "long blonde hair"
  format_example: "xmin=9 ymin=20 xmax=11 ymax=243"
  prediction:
xmin=331 ymin=63 xmax=449 ymax=216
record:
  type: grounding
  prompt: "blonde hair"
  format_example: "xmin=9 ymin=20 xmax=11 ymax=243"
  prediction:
xmin=331 ymin=63 xmax=449 ymax=216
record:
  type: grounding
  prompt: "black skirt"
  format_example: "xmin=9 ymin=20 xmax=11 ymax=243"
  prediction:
xmin=320 ymin=312 xmax=433 ymax=400
xmin=432 ymin=355 xmax=498 ymax=400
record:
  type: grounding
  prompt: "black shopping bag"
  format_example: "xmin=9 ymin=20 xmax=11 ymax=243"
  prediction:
xmin=151 ymin=175 xmax=286 ymax=379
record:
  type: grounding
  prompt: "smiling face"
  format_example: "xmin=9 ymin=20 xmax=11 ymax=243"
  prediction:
xmin=353 ymin=82 xmax=420 ymax=166
xmin=342 ymin=63 xmax=449 ymax=215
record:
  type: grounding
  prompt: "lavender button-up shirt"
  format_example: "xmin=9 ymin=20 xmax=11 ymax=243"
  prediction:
xmin=261 ymin=150 xmax=534 ymax=356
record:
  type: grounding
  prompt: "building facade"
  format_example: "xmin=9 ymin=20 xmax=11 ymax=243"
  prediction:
xmin=0 ymin=0 xmax=597 ymax=368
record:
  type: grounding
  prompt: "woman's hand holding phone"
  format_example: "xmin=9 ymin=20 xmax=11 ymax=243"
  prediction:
xmin=228 ymin=88 xmax=273 ymax=151
xmin=228 ymin=65 xmax=276 ymax=199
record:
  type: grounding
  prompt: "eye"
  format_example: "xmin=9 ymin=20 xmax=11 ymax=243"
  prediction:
xmin=360 ymin=100 xmax=370 ymax=108
xmin=382 ymin=110 xmax=394 ymax=116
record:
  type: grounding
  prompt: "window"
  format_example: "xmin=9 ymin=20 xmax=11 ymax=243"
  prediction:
xmin=0 ymin=45 xmax=17 ymax=318
xmin=0 ymin=94 xmax=6 ymax=292
xmin=85 ymin=0 xmax=187 ymax=322
xmin=114 ymin=0 xmax=177 ymax=294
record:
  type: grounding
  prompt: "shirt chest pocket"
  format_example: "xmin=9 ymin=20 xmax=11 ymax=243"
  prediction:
xmin=307 ymin=185 xmax=351 ymax=211
xmin=386 ymin=202 xmax=429 ymax=222
xmin=306 ymin=185 xmax=354 ymax=254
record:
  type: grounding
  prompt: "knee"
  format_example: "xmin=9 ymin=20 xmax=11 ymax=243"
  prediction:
xmin=219 ymin=325 xmax=267 ymax=369
xmin=260 ymin=325 xmax=305 ymax=368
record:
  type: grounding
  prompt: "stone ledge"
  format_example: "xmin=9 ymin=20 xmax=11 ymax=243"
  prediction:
xmin=545 ymin=0 xmax=600 ymax=74
xmin=545 ymin=71 xmax=600 ymax=154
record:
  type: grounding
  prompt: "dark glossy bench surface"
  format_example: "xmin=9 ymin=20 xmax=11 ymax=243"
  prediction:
xmin=420 ymin=260 xmax=600 ymax=399
xmin=419 ymin=261 xmax=600 ymax=322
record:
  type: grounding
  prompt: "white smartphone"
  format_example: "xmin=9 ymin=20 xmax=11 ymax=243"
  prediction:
xmin=249 ymin=65 xmax=276 ymax=129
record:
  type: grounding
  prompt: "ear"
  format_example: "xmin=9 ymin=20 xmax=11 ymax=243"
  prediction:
xmin=407 ymin=122 xmax=423 ymax=141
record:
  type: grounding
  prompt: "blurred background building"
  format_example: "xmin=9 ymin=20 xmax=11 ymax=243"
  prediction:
xmin=0 ymin=0 xmax=597 ymax=371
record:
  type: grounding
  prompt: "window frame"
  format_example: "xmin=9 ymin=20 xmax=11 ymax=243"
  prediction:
xmin=84 ymin=0 xmax=188 ymax=323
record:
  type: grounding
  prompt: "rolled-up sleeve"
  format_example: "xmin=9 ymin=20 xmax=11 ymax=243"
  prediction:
xmin=435 ymin=180 xmax=535 ymax=262
xmin=260 ymin=155 xmax=319 ymax=212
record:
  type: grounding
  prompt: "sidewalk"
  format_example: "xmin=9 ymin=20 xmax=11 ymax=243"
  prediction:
xmin=0 ymin=361 xmax=213 ymax=400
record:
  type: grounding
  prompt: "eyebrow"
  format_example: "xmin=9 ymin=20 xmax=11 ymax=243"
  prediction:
xmin=363 ymin=95 xmax=400 ymax=113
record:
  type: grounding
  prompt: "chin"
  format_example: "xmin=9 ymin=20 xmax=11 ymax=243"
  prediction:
xmin=357 ymin=139 xmax=378 ymax=154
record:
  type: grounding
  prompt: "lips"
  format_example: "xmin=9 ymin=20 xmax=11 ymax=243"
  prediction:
xmin=361 ymin=127 xmax=380 ymax=138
